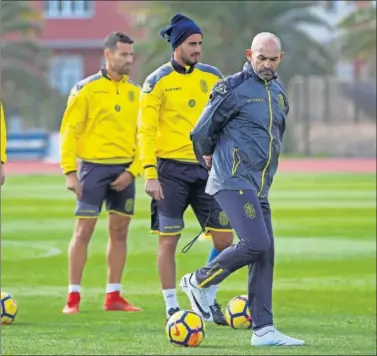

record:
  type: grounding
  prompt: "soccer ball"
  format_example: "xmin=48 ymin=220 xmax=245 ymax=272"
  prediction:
xmin=165 ymin=310 xmax=205 ymax=347
xmin=1 ymin=292 xmax=18 ymax=325
xmin=225 ymin=294 xmax=252 ymax=329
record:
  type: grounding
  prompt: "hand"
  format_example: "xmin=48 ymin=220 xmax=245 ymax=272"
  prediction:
xmin=0 ymin=163 xmax=5 ymax=186
xmin=145 ymin=179 xmax=164 ymax=201
xmin=111 ymin=171 xmax=134 ymax=192
xmin=66 ymin=172 xmax=82 ymax=199
xmin=203 ymin=155 xmax=212 ymax=168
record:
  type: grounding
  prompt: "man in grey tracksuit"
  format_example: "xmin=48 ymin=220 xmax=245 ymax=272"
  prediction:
xmin=180 ymin=32 xmax=305 ymax=347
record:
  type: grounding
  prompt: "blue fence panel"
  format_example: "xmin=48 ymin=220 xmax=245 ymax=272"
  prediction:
xmin=6 ymin=132 xmax=50 ymax=161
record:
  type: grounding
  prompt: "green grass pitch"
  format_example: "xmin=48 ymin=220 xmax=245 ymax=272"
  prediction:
xmin=1 ymin=173 xmax=376 ymax=355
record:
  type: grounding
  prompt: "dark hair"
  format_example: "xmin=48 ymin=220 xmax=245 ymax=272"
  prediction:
xmin=104 ymin=32 xmax=134 ymax=51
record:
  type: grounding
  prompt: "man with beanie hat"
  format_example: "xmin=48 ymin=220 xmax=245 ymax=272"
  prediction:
xmin=138 ymin=14 xmax=233 ymax=325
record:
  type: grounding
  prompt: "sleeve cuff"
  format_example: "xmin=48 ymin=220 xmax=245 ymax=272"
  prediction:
xmin=126 ymin=166 xmax=141 ymax=179
xmin=62 ymin=161 xmax=78 ymax=175
xmin=144 ymin=166 xmax=158 ymax=180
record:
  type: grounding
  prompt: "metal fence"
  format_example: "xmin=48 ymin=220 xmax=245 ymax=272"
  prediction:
xmin=284 ymin=75 xmax=377 ymax=157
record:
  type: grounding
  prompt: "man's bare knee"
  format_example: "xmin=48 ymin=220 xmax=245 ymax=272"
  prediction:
xmin=74 ymin=218 xmax=97 ymax=245
xmin=211 ymin=231 xmax=233 ymax=251
xmin=158 ymin=234 xmax=179 ymax=253
xmin=108 ymin=213 xmax=131 ymax=241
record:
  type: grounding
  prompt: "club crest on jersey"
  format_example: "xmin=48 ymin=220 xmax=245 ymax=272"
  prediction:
xmin=200 ymin=79 xmax=208 ymax=93
xmin=115 ymin=105 xmax=121 ymax=112
xmin=128 ymin=90 xmax=135 ymax=102
xmin=188 ymin=99 xmax=196 ymax=108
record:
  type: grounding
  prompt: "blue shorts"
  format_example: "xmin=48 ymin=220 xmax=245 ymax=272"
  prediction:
xmin=150 ymin=159 xmax=232 ymax=235
xmin=75 ymin=161 xmax=135 ymax=217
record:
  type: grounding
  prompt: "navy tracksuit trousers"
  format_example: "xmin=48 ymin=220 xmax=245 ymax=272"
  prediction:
xmin=195 ymin=189 xmax=275 ymax=330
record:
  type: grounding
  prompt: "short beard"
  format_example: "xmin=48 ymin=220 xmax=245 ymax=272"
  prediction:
xmin=258 ymin=69 xmax=274 ymax=81
xmin=180 ymin=55 xmax=198 ymax=66
xmin=110 ymin=63 xmax=130 ymax=76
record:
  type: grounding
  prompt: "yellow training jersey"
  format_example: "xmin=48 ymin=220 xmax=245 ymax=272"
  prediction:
xmin=1 ymin=101 xmax=7 ymax=163
xmin=138 ymin=59 xmax=223 ymax=179
xmin=59 ymin=69 xmax=141 ymax=177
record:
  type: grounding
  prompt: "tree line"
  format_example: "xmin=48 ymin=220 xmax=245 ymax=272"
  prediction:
xmin=1 ymin=1 xmax=375 ymax=129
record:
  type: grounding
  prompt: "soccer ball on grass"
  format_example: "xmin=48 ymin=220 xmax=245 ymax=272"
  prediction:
xmin=165 ymin=310 xmax=205 ymax=347
xmin=225 ymin=294 xmax=252 ymax=329
xmin=1 ymin=292 xmax=18 ymax=325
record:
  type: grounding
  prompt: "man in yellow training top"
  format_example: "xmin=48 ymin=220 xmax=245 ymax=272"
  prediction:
xmin=138 ymin=13 xmax=233 ymax=324
xmin=1 ymin=101 xmax=7 ymax=185
xmin=59 ymin=32 xmax=142 ymax=314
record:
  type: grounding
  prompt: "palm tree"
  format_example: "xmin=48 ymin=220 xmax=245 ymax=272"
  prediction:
xmin=135 ymin=1 xmax=334 ymax=84
xmin=0 ymin=1 xmax=62 ymax=129
xmin=337 ymin=3 xmax=376 ymax=60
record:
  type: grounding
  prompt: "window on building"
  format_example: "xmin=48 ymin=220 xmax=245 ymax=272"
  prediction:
xmin=49 ymin=55 xmax=84 ymax=95
xmin=44 ymin=0 xmax=94 ymax=19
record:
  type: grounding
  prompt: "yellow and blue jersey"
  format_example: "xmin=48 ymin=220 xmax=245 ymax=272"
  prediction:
xmin=138 ymin=59 xmax=223 ymax=179
xmin=59 ymin=69 xmax=141 ymax=177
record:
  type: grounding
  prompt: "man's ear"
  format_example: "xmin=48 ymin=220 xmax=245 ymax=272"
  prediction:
xmin=104 ymin=48 xmax=111 ymax=62
xmin=279 ymin=51 xmax=285 ymax=61
xmin=245 ymin=48 xmax=252 ymax=61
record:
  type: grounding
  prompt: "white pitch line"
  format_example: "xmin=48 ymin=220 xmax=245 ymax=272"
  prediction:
xmin=4 ymin=274 xmax=375 ymax=298
xmin=2 ymin=200 xmax=376 ymax=216
xmin=2 ymin=235 xmax=375 ymax=262
xmin=1 ymin=240 xmax=62 ymax=260
xmin=1 ymin=217 xmax=376 ymax=234
xmin=2 ymin=187 xmax=376 ymax=201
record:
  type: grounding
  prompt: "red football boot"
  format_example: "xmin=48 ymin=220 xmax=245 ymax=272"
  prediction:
xmin=62 ymin=292 xmax=80 ymax=314
xmin=104 ymin=291 xmax=142 ymax=312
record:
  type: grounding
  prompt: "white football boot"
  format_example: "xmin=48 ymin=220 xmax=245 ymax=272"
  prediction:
xmin=180 ymin=273 xmax=213 ymax=322
xmin=251 ymin=326 xmax=305 ymax=347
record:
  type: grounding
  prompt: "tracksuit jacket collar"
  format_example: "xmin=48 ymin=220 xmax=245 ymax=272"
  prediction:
xmin=170 ymin=58 xmax=195 ymax=74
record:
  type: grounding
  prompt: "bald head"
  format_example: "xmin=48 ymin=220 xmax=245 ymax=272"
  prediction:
xmin=251 ymin=32 xmax=282 ymax=52
xmin=246 ymin=32 xmax=284 ymax=81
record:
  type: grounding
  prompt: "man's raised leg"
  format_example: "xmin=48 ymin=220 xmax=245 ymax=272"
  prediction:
xmin=181 ymin=190 xmax=271 ymax=321
xmin=180 ymin=190 xmax=304 ymax=346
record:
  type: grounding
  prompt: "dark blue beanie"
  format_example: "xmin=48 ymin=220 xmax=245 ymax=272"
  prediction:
xmin=160 ymin=13 xmax=202 ymax=50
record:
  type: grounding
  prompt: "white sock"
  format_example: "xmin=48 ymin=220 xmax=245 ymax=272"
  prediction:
xmin=68 ymin=284 xmax=81 ymax=293
xmin=162 ymin=289 xmax=179 ymax=310
xmin=106 ymin=283 xmax=121 ymax=293
xmin=207 ymin=284 xmax=218 ymax=306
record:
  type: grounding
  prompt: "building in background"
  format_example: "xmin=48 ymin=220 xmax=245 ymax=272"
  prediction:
xmin=34 ymin=0 xmax=376 ymax=96
xmin=31 ymin=0 xmax=148 ymax=95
